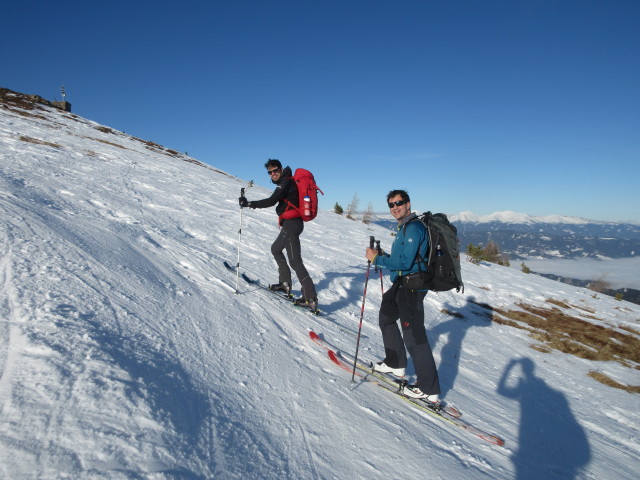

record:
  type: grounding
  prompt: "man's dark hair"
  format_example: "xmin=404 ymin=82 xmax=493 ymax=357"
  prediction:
xmin=265 ymin=158 xmax=282 ymax=170
xmin=387 ymin=189 xmax=410 ymax=203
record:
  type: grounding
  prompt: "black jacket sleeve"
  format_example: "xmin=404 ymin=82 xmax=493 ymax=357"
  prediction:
xmin=250 ymin=184 xmax=285 ymax=209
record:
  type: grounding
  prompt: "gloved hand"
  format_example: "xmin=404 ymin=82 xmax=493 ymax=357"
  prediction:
xmin=239 ymin=196 xmax=249 ymax=208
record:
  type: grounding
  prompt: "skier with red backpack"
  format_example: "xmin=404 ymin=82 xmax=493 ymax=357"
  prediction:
xmin=239 ymin=159 xmax=321 ymax=311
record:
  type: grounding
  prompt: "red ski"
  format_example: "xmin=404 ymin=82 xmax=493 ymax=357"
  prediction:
xmin=309 ymin=331 xmax=504 ymax=447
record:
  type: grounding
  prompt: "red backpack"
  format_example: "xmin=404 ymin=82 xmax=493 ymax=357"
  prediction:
xmin=280 ymin=168 xmax=324 ymax=222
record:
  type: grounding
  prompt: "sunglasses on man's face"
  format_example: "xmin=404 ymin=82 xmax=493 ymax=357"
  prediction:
xmin=267 ymin=168 xmax=281 ymax=176
xmin=388 ymin=199 xmax=407 ymax=208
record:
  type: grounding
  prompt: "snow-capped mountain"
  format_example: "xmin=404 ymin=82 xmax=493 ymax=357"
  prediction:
xmin=1 ymin=88 xmax=639 ymax=479
xmin=449 ymin=211 xmax=596 ymax=225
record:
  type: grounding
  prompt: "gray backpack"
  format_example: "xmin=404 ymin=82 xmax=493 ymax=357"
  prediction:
xmin=408 ymin=212 xmax=464 ymax=293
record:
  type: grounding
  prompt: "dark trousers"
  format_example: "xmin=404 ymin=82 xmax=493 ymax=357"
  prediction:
xmin=271 ymin=218 xmax=317 ymax=299
xmin=379 ymin=281 xmax=440 ymax=395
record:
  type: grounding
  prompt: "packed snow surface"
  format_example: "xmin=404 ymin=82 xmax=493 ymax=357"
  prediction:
xmin=1 ymin=97 xmax=639 ymax=479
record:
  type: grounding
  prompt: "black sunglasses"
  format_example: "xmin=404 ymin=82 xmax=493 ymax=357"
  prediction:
xmin=267 ymin=168 xmax=281 ymax=176
xmin=388 ymin=199 xmax=408 ymax=208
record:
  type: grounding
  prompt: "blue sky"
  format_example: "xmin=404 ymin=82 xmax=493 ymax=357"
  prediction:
xmin=5 ymin=1 xmax=639 ymax=222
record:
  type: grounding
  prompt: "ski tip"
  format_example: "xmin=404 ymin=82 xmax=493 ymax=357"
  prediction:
xmin=241 ymin=273 xmax=258 ymax=284
xmin=309 ymin=331 xmax=320 ymax=340
xmin=327 ymin=350 xmax=341 ymax=365
xmin=443 ymin=405 xmax=461 ymax=418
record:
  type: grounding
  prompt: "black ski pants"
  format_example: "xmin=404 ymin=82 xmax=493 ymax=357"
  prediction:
xmin=271 ymin=218 xmax=317 ymax=299
xmin=379 ymin=281 xmax=440 ymax=395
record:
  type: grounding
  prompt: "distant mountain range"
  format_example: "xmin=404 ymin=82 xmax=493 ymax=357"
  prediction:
xmin=450 ymin=210 xmax=597 ymax=225
xmin=374 ymin=211 xmax=640 ymax=260
xmin=372 ymin=211 xmax=640 ymax=304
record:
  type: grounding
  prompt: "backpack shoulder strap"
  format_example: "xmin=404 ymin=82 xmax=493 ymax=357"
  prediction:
xmin=278 ymin=175 xmax=302 ymax=223
xmin=402 ymin=213 xmax=430 ymax=270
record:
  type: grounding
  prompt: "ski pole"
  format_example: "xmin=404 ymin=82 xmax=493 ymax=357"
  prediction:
xmin=234 ymin=187 xmax=245 ymax=294
xmin=352 ymin=236 xmax=374 ymax=382
xmin=376 ymin=240 xmax=384 ymax=296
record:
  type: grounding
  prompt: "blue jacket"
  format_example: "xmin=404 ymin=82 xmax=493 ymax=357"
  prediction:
xmin=373 ymin=213 xmax=429 ymax=283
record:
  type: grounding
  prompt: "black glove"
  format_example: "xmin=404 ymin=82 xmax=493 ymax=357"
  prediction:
xmin=239 ymin=196 xmax=249 ymax=208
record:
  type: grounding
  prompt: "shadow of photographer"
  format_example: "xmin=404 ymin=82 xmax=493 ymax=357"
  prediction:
xmin=497 ymin=357 xmax=591 ymax=479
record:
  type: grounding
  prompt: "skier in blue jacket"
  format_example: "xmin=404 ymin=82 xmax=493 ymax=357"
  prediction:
xmin=365 ymin=189 xmax=441 ymax=405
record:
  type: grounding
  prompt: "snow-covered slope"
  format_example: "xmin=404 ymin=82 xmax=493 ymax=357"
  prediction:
xmin=1 ymin=90 xmax=639 ymax=479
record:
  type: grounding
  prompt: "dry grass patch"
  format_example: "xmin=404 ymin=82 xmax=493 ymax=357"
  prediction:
xmin=546 ymin=298 xmax=571 ymax=309
xmin=3 ymin=106 xmax=47 ymax=120
xmin=81 ymin=135 xmax=126 ymax=149
xmin=620 ymin=325 xmax=640 ymax=336
xmin=468 ymin=299 xmax=496 ymax=321
xmin=92 ymin=138 xmax=126 ymax=148
xmin=441 ymin=308 xmax=464 ymax=318
xmin=19 ymin=135 xmax=61 ymax=148
xmin=94 ymin=126 xmax=116 ymax=134
xmin=486 ymin=300 xmax=640 ymax=392
xmin=615 ymin=307 xmax=632 ymax=312
xmin=588 ymin=371 xmax=640 ymax=394
xmin=493 ymin=303 xmax=640 ymax=368
xmin=572 ymin=303 xmax=596 ymax=314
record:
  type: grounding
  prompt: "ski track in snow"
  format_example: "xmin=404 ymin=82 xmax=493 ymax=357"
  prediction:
xmin=1 ymin=95 xmax=639 ymax=479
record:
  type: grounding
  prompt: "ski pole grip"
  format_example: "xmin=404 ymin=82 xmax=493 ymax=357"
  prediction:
xmin=241 ymin=187 xmax=245 ymax=196
xmin=369 ymin=236 xmax=375 ymax=249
